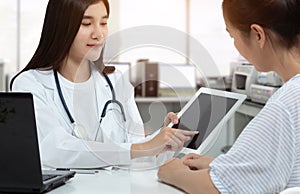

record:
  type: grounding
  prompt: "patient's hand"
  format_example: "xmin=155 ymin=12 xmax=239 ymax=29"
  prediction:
xmin=158 ymin=158 xmax=189 ymax=186
xmin=182 ymin=153 xmax=214 ymax=170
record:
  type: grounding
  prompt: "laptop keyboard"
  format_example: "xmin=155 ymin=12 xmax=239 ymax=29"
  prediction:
xmin=42 ymin=174 xmax=58 ymax=181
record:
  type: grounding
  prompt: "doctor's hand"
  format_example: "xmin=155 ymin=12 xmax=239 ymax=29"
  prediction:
xmin=147 ymin=127 xmax=198 ymax=155
xmin=182 ymin=153 xmax=214 ymax=170
xmin=158 ymin=127 xmax=199 ymax=152
xmin=163 ymin=112 xmax=179 ymax=127
xmin=131 ymin=128 xmax=198 ymax=159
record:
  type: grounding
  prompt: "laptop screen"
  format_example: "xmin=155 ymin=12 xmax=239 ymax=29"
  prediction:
xmin=0 ymin=93 xmax=43 ymax=188
xmin=0 ymin=93 xmax=75 ymax=193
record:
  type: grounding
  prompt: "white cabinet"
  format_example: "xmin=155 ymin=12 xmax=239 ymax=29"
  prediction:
xmin=228 ymin=101 xmax=264 ymax=145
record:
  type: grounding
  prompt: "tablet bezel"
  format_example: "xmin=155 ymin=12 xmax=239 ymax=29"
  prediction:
xmin=169 ymin=87 xmax=246 ymax=155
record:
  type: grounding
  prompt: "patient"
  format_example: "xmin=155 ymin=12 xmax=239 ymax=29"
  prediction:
xmin=158 ymin=0 xmax=300 ymax=193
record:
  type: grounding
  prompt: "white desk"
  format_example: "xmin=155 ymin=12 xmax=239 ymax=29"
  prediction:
xmin=49 ymin=168 xmax=183 ymax=194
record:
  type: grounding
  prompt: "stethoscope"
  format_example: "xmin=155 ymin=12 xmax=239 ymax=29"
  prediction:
xmin=53 ymin=70 xmax=126 ymax=140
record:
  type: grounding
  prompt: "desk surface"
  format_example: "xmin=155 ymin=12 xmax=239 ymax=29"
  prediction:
xmin=49 ymin=169 xmax=183 ymax=194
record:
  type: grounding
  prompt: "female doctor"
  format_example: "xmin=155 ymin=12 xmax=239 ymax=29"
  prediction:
xmin=10 ymin=0 xmax=197 ymax=169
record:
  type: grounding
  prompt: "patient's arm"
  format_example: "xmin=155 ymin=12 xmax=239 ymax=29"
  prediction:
xmin=158 ymin=158 xmax=219 ymax=194
xmin=182 ymin=153 xmax=214 ymax=170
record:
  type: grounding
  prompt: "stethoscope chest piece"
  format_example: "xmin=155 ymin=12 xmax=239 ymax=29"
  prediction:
xmin=73 ymin=124 xmax=88 ymax=140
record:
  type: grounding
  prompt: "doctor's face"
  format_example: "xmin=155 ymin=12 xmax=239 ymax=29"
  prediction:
xmin=68 ymin=1 xmax=108 ymax=63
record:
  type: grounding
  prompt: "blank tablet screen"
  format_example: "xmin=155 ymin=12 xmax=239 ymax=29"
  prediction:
xmin=172 ymin=93 xmax=238 ymax=149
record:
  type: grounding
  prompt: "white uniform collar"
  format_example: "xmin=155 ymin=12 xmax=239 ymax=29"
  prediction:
xmin=33 ymin=62 xmax=103 ymax=90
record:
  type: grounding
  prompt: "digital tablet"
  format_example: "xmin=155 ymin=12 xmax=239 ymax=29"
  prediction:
xmin=169 ymin=87 xmax=246 ymax=154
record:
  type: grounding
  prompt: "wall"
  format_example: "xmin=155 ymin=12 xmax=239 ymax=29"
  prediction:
xmin=0 ymin=1 xmax=18 ymax=74
xmin=0 ymin=0 xmax=48 ymax=75
xmin=0 ymin=0 xmax=239 ymax=80
xmin=107 ymin=0 xmax=239 ymax=77
xmin=114 ymin=0 xmax=187 ymax=65
xmin=190 ymin=0 xmax=239 ymax=76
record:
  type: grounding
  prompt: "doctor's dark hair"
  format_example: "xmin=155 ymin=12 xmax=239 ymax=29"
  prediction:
xmin=10 ymin=0 xmax=110 ymax=89
xmin=222 ymin=0 xmax=300 ymax=49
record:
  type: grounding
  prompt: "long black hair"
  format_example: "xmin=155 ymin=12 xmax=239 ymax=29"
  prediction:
xmin=10 ymin=0 xmax=110 ymax=89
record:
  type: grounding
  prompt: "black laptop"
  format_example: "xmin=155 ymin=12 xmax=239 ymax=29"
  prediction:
xmin=0 ymin=92 xmax=75 ymax=193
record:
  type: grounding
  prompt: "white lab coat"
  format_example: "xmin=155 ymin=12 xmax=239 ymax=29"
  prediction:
xmin=12 ymin=66 xmax=147 ymax=168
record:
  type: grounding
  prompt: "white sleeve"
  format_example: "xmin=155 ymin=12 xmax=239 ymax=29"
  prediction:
xmin=113 ymin=70 xmax=146 ymax=143
xmin=124 ymin=92 xmax=146 ymax=143
xmin=12 ymin=72 xmax=132 ymax=169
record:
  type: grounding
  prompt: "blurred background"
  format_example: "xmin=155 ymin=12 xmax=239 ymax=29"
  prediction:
xmin=1 ymin=0 xmax=282 ymax=157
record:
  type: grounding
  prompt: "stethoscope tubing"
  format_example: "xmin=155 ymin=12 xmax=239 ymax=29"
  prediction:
xmin=53 ymin=70 xmax=126 ymax=128
xmin=54 ymin=70 xmax=75 ymax=123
